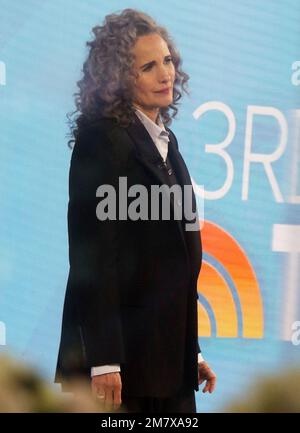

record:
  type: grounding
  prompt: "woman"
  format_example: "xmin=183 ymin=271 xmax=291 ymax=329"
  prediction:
xmin=56 ymin=8 xmax=216 ymax=413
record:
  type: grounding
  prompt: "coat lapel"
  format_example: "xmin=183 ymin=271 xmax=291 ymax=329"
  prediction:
xmin=125 ymin=112 xmax=192 ymax=190
xmin=165 ymin=125 xmax=202 ymax=279
xmin=125 ymin=113 xmax=167 ymax=186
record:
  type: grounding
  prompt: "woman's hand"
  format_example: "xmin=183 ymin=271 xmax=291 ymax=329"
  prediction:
xmin=198 ymin=361 xmax=217 ymax=393
xmin=91 ymin=372 xmax=122 ymax=410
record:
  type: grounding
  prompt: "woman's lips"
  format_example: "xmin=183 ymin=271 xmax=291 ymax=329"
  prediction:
xmin=155 ymin=88 xmax=171 ymax=95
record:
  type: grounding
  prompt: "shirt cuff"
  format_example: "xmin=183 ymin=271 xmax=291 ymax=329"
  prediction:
xmin=91 ymin=364 xmax=121 ymax=377
xmin=198 ymin=353 xmax=205 ymax=363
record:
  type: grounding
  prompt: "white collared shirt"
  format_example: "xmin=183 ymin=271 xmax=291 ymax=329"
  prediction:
xmin=133 ymin=106 xmax=169 ymax=162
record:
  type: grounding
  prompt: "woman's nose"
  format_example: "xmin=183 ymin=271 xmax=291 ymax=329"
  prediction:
xmin=157 ymin=66 xmax=171 ymax=82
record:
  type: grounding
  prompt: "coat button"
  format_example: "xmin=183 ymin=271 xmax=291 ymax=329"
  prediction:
xmin=167 ymin=168 xmax=173 ymax=175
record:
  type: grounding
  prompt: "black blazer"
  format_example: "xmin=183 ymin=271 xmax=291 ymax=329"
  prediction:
xmin=55 ymin=112 xmax=202 ymax=398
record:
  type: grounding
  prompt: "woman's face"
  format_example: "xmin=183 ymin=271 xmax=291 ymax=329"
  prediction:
xmin=131 ymin=33 xmax=175 ymax=123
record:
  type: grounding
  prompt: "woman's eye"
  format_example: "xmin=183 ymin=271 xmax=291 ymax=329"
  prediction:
xmin=143 ymin=58 xmax=173 ymax=72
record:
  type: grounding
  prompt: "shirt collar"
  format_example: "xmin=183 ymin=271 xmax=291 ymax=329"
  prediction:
xmin=132 ymin=106 xmax=169 ymax=142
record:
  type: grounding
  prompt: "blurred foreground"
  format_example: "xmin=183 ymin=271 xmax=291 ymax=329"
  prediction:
xmin=1 ymin=353 xmax=299 ymax=412
xmin=223 ymin=367 xmax=300 ymax=413
xmin=0 ymin=354 xmax=109 ymax=412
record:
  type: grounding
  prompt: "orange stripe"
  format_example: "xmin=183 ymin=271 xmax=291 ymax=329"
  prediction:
xmin=197 ymin=301 xmax=211 ymax=336
xmin=198 ymin=261 xmax=238 ymax=337
xmin=200 ymin=220 xmax=264 ymax=338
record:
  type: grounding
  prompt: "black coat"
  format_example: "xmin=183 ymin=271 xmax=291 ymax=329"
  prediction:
xmin=55 ymin=112 xmax=202 ymax=398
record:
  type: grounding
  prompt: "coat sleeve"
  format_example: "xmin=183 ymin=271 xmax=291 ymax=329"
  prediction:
xmin=67 ymin=126 xmax=125 ymax=367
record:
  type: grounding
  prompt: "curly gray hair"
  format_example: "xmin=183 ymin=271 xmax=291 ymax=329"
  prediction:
xmin=68 ymin=8 xmax=190 ymax=148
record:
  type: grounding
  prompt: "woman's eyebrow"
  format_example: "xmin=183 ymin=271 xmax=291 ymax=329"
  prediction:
xmin=140 ymin=55 xmax=172 ymax=69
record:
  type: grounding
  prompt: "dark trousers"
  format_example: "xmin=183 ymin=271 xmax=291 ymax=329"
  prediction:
xmin=120 ymin=386 xmax=196 ymax=413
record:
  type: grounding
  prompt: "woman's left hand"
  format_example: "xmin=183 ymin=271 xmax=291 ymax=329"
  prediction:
xmin=198 ymin=361 xmax=217 ymax=393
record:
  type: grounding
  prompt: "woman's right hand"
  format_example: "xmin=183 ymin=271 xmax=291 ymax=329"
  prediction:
xmin=91 ymin=372 xmax=122 ymax=410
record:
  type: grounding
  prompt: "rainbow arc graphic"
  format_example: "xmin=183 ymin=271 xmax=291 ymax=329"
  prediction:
xmin=198 ymin=221 xmax=264 ymax=338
